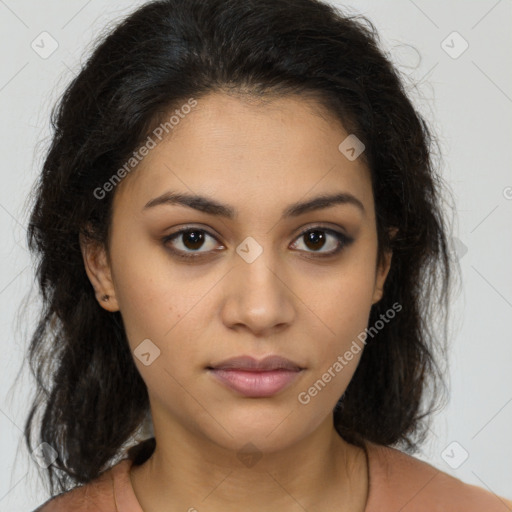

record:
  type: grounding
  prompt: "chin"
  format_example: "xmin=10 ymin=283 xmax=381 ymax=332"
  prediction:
xmin=200 ymin=411 xmax=318 ymax=455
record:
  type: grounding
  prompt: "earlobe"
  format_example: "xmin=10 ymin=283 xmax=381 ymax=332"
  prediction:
xmin=372 ymin=249 xmax=392 ymax=305
xmin=79 ymin=231 xmax=119 ymax=312
xmin=372 ymin=227 xmax=397 ymax=305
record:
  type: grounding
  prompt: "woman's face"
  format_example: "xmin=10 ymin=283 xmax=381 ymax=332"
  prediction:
xmin=82 ymin=92 xmax=392 ymax=454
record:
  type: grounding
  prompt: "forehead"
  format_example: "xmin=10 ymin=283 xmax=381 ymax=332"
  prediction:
xmin=112 ymin=92 xmax=374 ymax=221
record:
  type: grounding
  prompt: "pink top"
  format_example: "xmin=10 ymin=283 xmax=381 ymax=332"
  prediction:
xmin=34 ymin=442 xmax=512 ymax=511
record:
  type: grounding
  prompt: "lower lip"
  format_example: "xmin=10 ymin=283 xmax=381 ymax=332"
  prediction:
xmin=208 ymin=368 xmax=303 ymax=397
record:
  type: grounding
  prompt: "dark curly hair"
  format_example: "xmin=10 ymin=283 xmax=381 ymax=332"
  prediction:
xmin=17 ymin=0 xmax=456 ymax=497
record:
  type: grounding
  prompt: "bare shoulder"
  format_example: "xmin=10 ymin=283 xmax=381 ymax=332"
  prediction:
xmin=31 ymin=466 xmax=117 ymax=512
xmin=365 ymin=442 xmax=512 ymax=511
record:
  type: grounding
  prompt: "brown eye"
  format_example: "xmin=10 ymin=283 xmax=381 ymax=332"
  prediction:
xmin=180 ymin=230 xmax=206 ymax=250
xmin=303 ymin=230 xmax=327 ymax=251
xmin=290 ymin=227 xmax=353 ymax=257
xmin=163 ymin=228 xmax=221 ymax=259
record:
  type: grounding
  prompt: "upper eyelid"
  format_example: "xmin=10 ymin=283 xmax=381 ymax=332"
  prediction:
xmin=294 ymin=224 xmax=346 ymax=238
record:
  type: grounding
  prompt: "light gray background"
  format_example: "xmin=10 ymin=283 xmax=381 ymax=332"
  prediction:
xmin=0 ymin=0 xmax=511 ymax=510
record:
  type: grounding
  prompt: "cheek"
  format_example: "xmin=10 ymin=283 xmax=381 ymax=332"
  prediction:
xmin=299 ymin=283 xmax=371 ymax=411
xmin=111 ymin=233 xmax=187 ymax=336
xmin=304 ymin=249 xmax=377 ymax=377
xmin=111 ymin=243 xmax=214 ymax=384
xmin=115 ymin=270 xmax=205 ymax=414
xmin=311 ymin=260 xmax=376 ymax=337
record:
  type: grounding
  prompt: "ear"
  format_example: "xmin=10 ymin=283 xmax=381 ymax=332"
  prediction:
xmin=371 ymin=227 xmax=398 ymax=305
xmin=79 ymin=229 xmax=119 ymax=312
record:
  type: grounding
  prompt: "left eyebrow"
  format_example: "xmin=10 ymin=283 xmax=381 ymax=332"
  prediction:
xmin=143 ymin=190 xmax=365 ymax=219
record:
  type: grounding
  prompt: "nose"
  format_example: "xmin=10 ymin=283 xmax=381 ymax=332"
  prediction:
xmin=220 ymin=251 xmax=295 ymax=337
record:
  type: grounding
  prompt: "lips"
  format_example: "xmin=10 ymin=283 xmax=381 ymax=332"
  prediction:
xmin=208 ymin=355 xmax=303 ymax=372
xmin=207 ymin=355 xmax=304 ymax=397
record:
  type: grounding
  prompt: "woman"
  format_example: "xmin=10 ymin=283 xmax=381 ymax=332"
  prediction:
xmin=25 ymin=0 xmax=511 ymax=510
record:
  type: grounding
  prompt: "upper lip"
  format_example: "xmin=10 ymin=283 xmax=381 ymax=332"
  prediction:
xmin=207 ymin=355 xmax=303 ymax=371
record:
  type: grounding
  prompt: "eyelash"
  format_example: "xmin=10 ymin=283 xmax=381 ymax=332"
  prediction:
xmin=162 ymin=225 xmax=354 ymax=261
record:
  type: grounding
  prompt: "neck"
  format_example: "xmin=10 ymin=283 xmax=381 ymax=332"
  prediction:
xmin=129 ymin=415 xmax=369 ymax=512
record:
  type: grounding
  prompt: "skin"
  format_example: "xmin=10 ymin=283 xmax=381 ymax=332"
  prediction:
xmin=80 ymin=91 xmax=393 ymax=512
